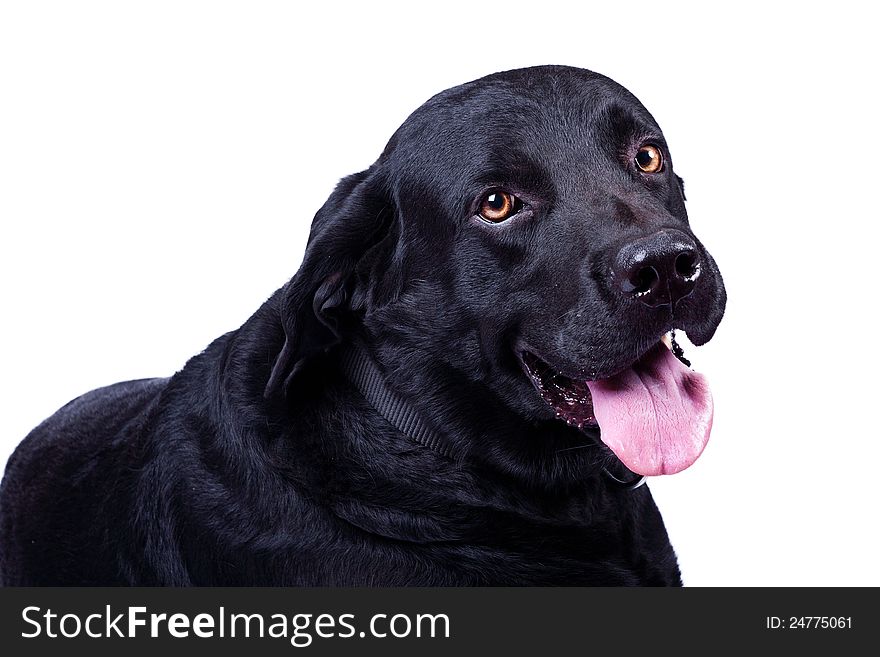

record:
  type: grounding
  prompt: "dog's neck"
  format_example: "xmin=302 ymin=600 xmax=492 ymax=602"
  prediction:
xmin=339 ymin=333 xmax=644 ymax=493
xmin=340 ymin=341 xmax=457 ymax=460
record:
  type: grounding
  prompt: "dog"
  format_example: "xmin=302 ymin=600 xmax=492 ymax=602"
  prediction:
xmin=0 ymin=66 xmax=725 ymax=585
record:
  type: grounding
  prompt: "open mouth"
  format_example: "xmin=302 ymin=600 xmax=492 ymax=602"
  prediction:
xmin=519 ymin=333 xmax=714 ymax=477
xmin=521 ymin=351 xmax=600 ymax=431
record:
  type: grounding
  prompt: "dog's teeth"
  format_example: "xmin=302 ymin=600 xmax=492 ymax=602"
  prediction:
xmin=661 ymin=333 xmax=672 ymax=349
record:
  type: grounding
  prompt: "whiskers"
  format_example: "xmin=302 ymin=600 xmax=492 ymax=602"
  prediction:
xmin=555 ymin=443 xmax=598 ymax=454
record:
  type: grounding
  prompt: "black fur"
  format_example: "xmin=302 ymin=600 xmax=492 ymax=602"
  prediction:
xmin=0 ymin=66 xmax=725 ymax=585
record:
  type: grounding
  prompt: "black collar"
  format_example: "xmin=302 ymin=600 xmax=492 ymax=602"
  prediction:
xmin=340 ymin=342 xmax=645 ymax=490
xmin=340 ymin=342 xmax=456 ymax=460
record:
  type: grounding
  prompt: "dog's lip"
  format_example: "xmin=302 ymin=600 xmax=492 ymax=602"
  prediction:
xmin=514 ymin=334 xmax=674 ymax=383
xmin=514 ymin=341 xmax=596 ymax=383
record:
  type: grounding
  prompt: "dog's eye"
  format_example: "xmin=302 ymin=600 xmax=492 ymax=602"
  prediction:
xmin=478 ymin=191 xmax=521 ymax=223
xmin=635 ymin=145 xmax=663 ymax=173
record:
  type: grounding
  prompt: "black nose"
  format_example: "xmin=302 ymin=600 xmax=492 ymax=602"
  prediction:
xmin=612 ymin=230 xmax=702 ymax=307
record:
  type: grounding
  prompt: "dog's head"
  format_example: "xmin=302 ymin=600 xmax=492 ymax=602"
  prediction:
xmin=268 ymin=66 xmax=726 ymax=479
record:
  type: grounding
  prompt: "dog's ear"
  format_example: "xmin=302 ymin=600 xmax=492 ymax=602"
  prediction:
xmin=264 ymin=165 xmax=396 ymax=398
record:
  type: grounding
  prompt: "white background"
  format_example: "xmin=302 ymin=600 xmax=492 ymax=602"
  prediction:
xmin=1 ymin=1 xmax=877 ymax=586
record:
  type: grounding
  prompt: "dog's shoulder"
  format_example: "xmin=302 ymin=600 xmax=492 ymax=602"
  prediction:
xmin=0 ymin=377 xmax=169 ymax=584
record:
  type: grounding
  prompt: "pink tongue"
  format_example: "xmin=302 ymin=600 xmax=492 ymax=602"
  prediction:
xmin=586 ymin=343 xmax=713 ymax=476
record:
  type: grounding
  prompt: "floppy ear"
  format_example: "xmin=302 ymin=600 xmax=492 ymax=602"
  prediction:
xmin=264 ymin=165 xmax=396 ymax=398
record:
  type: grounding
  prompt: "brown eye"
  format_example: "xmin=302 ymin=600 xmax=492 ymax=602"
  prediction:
xmin=635 ymin=144 xmax=663 ymax=173
xmin=479 ymin=191 xmax=520 ymax=222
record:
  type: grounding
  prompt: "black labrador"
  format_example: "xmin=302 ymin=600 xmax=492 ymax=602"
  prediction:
xmin=0 ymin=66 xmax=725 ymax=585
